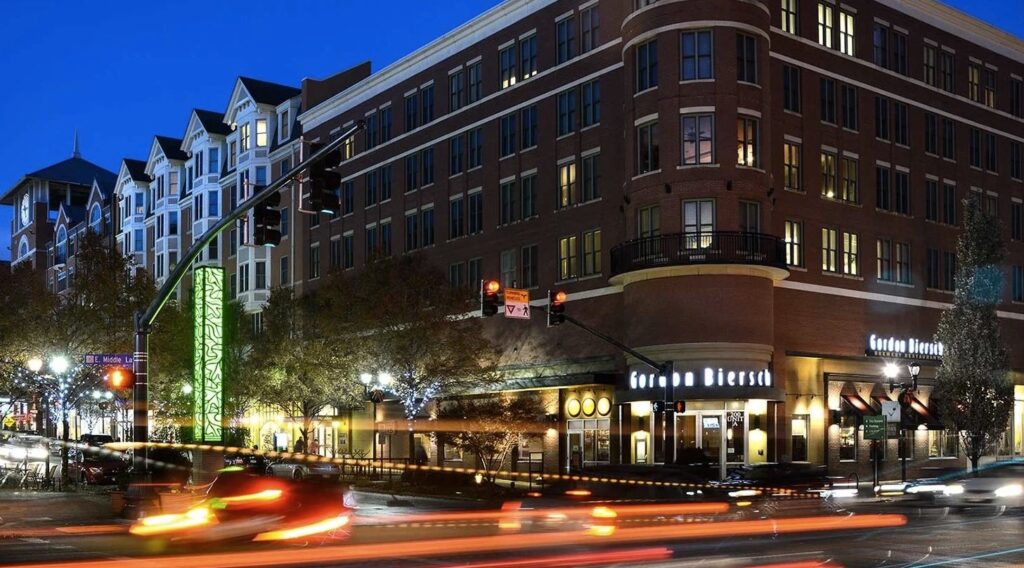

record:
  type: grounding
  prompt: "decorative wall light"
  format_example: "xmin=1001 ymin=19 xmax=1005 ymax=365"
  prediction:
xmin=567 ymin=399 xmax=582 ymax=417
xmin=596 ymin=397 xmax=611 ymax=416
xmin=582 ymin=398 xmax=596 ymax=416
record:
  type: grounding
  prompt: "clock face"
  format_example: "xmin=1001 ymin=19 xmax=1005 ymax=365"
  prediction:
xmin=20 ymin=194 xmax=30 ymax=225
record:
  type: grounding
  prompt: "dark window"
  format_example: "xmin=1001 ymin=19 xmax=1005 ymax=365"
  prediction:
xmin=582 ymin=152 xmax=600 ymax=201
xmin=468 ymin=61 xmax=482 ymax=103
xmin=636 ymin=40 xmax=658 ymax=92
xmin=894 ymin=102 xmax=908 ymax=146
xmin=380 ymin=164 xmax=392 ymax=202
xmin=421 ymin=208 xmax=435 ymax=246
xmin=939 ymin=50 xmax=955 ymax=92
xmin=1012 ymin=79 xmax=1023 ymax=118
xmin=894 ymin=170 xmax=910 ymax=215
xmin=521 ymin=245 xmax=538 ymax=288
xmin=923 ymin=45 xmax=937 ymax=86
xmin=449 ymin=135 xmax=464 ymax=176
xmin=875 ymin=96 xmax=890 ymax=140
xmin=985 ymin=133 xmax=997 ymax=172
xmin=522 ymin=105 xmax=538 ymax=149
xmin=925 ymin=180 xmax=939 ymax=221
xmin=379 ymin=107 xmax=392 ymax=143
xmin=421 ymin=84 xmax=435 ymax=123
xmin=736 ymin=34 xmax=758 ymax=84
xmin=500 ymin=113 xmax=517 ymax=157
xmin=365 ymin=114 xmax=378 ymax=149
xmin=405 ymin=154 xmax=418 ymax=192
xmin=522 ymin=174 xmax=537 ymax=218
xmin=557 ymin=89 xmax=577 ymax=136
xmin=873 ymin=24 xmax=889 ymax=68
xmin=520 ymin=35 xmax=537 ymax=80
xmin=681 ymin=30 xmax=713 ymax=81
xmin=365 ymin=170 xmax=377 ymax=206
xmin=449 ymin=70 xmax=465 ymax=112
xmin=637 ymin=121 xmax=659 ymax=174
xmin=943 ymin=251 xmax=956 ymax=291
xmin=557 ymin=16 xmax=576 ymax=64
xmin=1011 ymin=141 xmax=1022 ymax=180
xmin=927 ymin=248 xmax=941 ymax=289
xmin=309 ymin=244 xmax=320 ymax=279
xmin=468 ymin=128 xmax=482 ymax=169
xmin=280 ymin=256 xmax=289 ymax=285
xmin=943 ymin=183 xmax=956 ymax=225
xmin=925 ymin=113 xmax=938 ymax=154
xmin=841 ymin=84 xmax=857 ymax=130
xmin=581 ymin=6 xmax=600 ymax=53
xmin=468 ymin=192 xmax=483 ymax=235
xmin=343 ymin=234 xmax=354 ymax=268
xmin=449 ymin=196 xmax=465 ymax=239
xmin=1013 ymin=266 xmax=1024 ymax=302
xmin=968 ymin=63 xmax=981 ymax=103
xmin=782 ymin=65 xmax=801 ymax=112
xmin=330 ymin=238 xmax=342 ymax=269
xmin=892 ymin=31 xmax=908 ymax=75
xmin=380 ymin=222 xmax=392 ymax=257
xmin=1011 ymin=201 xmax=1022 ymax=241
xmin=421 ymin=148 xmax=435 ymax=185
xmin=876 ymin=167 xmax=891 ymax=210
xmin=969 ymin=128 xmax=981 ymax=168
xmin=582 ymin=80 xmax=601 ymax=127
xmin=499 ymin=180 xmax=517 ymax=225
xmin=942 ymin=119 xmax=956 ymax=160
xmin=982 ymin=67 xmax=996 ymax=108
xmin=405 ymin=212 xmax=419 ymax=251
xmin=820 ymin=78 xmax=836 ymax=124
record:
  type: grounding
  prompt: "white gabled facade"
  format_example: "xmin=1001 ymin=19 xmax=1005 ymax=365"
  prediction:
xmin=181 ymin=111 xmax=228 ymax=270
xmin=144 ymin=137 xmax=185 ymax=291
xmin=114 ymin=159 xmax=150 ymax=272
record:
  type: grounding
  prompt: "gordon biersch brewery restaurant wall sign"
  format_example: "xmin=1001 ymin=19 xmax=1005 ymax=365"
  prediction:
xmin=865 ymin=334 xmax=944 ymax=360
xmin=622 ymin=365 xmax=784 ymax=402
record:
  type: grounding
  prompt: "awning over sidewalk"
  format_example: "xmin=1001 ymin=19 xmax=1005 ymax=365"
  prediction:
xmin=841 ymin=392 xmax=876 ymax=416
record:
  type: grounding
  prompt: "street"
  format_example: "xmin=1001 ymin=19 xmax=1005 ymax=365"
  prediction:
xmin=2 ymin=491 xmax=1024 ymax=567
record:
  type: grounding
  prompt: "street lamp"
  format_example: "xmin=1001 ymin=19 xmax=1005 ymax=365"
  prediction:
xmin=908 ymin=361 xmax=921 ymax=390
xmin=50 ymin=356 xmax=69 ymax=375
xmin=360 ymin=372 xmax=390 ymax=464
xmin=181 ymin=383 xmax=193 ymax=395
xmin=884 ymin=361 xmax=921 ymax=483
xmin=27 ymin=358 xmax=43 ymax=373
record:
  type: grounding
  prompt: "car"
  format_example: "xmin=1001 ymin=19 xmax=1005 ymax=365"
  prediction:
xmin=129 ymin=469 xmax=353 ymax=543
xmin=144 ymin=447 xmax=193 ymax=486
xmin=68 ymin=446 xmax=128 ymax=484
xmin=939 ymin=461 xmax=1024 ymax=511
xmin=80 ymin=434 xmax=115 ymax=447
xmin=266 ymin=457 xmax=342 ymax=481
xmin=0 ymin=434 xmax=50 ymax=464
xmin=713 ymin=463 xmax=852 ymax=516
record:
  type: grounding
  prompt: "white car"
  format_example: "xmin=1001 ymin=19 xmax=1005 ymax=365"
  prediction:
xmin=266 ymin=457 xmax=342 ymax=481
xmin=941 ymin=461 xmax=1024 ymax=511
xmin=0 ymin=435 xmax=50 ymax=463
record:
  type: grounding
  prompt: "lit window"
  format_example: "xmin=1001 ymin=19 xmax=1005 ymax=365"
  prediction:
xmin=838 ymin=11 xmax=855 ymax=56
xmin=256 ymin=119 xmax=267 ymax=147
xmin=817 ymin=3 xmax=833 ymax=48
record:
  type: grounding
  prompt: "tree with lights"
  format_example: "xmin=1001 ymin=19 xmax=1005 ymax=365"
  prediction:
xmin=251 ymin=287 xmax=363 ymax=451
xmin=435 ymin=395 xmax=543 ymax=482
xmin=334 ymin=255 xmax=500 ymax=461
xmin=935 ymin=194 xmax=1014 ymax=473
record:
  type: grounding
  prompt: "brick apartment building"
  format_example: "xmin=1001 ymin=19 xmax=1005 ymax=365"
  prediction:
xmin=5 ymin=0 xmax=1024 ymax=481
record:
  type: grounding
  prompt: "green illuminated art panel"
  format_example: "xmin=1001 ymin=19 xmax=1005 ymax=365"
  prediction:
xmin=193 ymin=266 xmax=224 ymax=442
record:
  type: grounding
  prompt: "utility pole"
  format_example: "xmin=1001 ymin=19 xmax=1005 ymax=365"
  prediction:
xmin=131 ymin=121 xmax=365 ymax=473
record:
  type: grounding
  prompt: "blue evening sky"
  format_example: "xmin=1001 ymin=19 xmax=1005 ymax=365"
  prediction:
xmin=0 ymin=0 xmax=1021 ymax=260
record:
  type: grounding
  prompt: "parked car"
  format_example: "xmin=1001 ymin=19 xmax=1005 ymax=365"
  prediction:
xmin=144 ymin=447 xmax=193 ymax=486
xmin=69 ymin=447 xmax=128 ymax=484
xmin=266 ymin=457 xmax=342 ymax=481
xmin=80 ymin=434 xmax=115 ymax=447
xmin=939 ymin=460 xmax=1024 ymax=511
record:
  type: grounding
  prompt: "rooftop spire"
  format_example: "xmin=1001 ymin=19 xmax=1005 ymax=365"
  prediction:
xmin=72 ymin=129 xmax=81 ymax=159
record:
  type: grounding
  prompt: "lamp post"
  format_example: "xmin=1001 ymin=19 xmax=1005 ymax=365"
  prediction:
xmin=359 ymin=372 xmax=390 ymax=464
xmin=885 ymin=361 xmax=921 ymax=482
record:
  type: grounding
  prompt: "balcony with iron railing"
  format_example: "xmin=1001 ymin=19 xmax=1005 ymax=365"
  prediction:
xmin=610 ymin=231 xmax=788 ymax=278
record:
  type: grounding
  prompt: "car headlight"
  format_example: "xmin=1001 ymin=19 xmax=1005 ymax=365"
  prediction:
xmin=728 ymin=489 xmax=761 ymax=498
xmin=944 ymin=484 xmax=964 ymax=495
xmin=994 ymin=484 xmax=1023 ymax=498
xmin=10 ymin=448 xmax=27 ymax=460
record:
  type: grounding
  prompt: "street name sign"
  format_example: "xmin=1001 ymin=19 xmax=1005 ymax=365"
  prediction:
xmin=83 ymin=354 xmax=134 ymax=366
xmin=504 ymin=288 xmax=531 ymax=320
xmin=864 ymin=415 xmax=886 ymax=440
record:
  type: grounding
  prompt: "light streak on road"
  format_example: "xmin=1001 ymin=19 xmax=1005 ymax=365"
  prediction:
xmin=9 ymin=514 xmax=906 ymax=568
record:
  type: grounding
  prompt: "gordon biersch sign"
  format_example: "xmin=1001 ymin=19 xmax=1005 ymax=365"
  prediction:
xmin=865 ymin=334 xmax=943 ymax=360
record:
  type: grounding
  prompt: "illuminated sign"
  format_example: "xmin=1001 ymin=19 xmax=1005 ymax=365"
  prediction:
xmin=193 ymin=266 xmax=224 ymax=442
xmin=866 ymin=334 xmax=943 ymax=360
xmin=629 ymin=367 xmax=772 ymax=390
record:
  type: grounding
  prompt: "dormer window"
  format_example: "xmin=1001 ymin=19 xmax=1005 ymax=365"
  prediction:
xmin=56 ymin=226 xmax=67 ymax=264
xmin=239 ymin=123 xmax=251 ymax=153
xmin=256 ymin=118 xmax=268 ymax=147
xmin=279 ymin=109 xmax=290 ymax=142
xmin=89 ymin=204 xmax=103 ymax=234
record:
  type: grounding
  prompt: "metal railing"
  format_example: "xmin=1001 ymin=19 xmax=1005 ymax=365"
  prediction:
xmin=610 ymin=231 xmax=787 ymax=276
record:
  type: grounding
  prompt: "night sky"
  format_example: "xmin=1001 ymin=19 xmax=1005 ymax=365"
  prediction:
xmin=0 ymin=0 xmax=1021 ymax=260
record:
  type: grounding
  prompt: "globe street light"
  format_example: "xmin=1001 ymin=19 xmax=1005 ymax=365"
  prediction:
xmin=50 ymin=355 xmax=69 ymax=375
xmin=26 ymin=358 xmax=43 ymax=373
xmin=882 ymin=362 xmax=900 ymax=380
xmin=181 ymin=383 xmax=193 ymax=395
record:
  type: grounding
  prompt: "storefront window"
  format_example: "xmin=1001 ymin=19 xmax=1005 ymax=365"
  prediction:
xmin=569 ymin=419 xmax=610 ymax=464
xmin=791 ymin=414 xmax=809 ymax=462
xmin=725 ymin=411 xmax=745 ymax=463
xmin=839 ymin=399 xmax=858 ymax=461
xmin=899 ymin=430 xmax=914 ymax=460
xmin=928 ymin=430 xmax=958 ymax=458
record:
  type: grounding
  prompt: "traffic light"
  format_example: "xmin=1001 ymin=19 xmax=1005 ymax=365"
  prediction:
xmin=652 ymin=400 xmax=666 ymax=413
xmin=673 ymin=400 xmax=686 ymax=413
xmin=306 ymin=143 xmax=342 ymax=215
xmin=480 ymin=279 xmax=501 ymax=317
xmin=252 ymin=190 xmax=282 ymax=247
xmin=547 ymin=290 xmax=567 ymax=327
xmin=108 ymin=367 xmax=133 ymax=389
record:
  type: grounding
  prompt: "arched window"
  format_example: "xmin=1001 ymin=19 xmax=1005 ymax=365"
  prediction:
xmin=56 ymin=226 xmax=68 ymax=264
xmin=89 ymin=204 xmax=103 ymax=234
xmin=18 ymin=236 xmax=29 ymax=260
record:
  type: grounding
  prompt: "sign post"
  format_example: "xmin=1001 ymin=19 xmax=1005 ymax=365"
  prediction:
xmin=864 ymin=415 xmax=886 ymax=489
xmin=503 ymin=288 xmax=531 ymax=320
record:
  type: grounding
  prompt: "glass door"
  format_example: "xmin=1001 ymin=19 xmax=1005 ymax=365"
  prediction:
xmin=682 ymin=199 xmax=715 ymax=249
xmin=567 ymin=431 xmax=583 ymax=472
xmin=676 ymin=411 xmax=730 ymax=479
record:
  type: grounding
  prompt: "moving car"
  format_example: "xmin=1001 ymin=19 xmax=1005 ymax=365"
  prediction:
xmin=940 ymin=461 xmax=1024 ymax=511
xmin=0 ymin=434 xmax=50 ymax=463
xmin=266 ymin=457 xmax=341 ymax=481
xmin=130 ymin=469 xmax=353 ymax=542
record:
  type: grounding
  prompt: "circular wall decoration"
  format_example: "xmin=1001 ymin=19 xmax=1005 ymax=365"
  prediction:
xmin=566 ymin=399 xmax=582 ymax=417
xmin=596 ymin=397 xmax=611 ymax=416
xmin=582 ymin=398 xmax=596 ymax=416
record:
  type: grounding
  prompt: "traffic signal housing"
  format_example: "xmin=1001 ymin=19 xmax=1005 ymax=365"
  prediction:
xmin=252 ymin=190 xmax=282 ymax=247
xmin=547 ymin=290 xmax=567 ymax=327
xmin=480 ymin=279 xmax=501 ymax=317
xmin=306 ymin=143 xmax=342 ymax=215
xmin=108 ymin=367 xmax=133 ymax=390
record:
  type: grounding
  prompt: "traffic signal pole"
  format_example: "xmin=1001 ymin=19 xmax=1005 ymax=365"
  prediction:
xmin=132 ymin=121 xmax=365 ymax=470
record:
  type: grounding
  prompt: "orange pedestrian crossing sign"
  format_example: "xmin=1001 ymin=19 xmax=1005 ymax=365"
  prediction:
xmin=503 ymin=288 xmax=530 ymax=320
